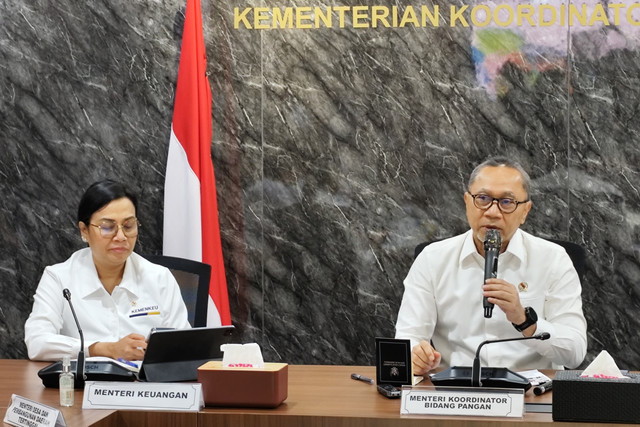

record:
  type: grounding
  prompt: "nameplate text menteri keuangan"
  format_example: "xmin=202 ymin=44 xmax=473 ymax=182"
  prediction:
xmin=82 ymin=381 xmax=203 ymax=411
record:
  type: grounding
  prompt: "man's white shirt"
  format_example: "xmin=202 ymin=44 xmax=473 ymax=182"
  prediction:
xmin=395 ymin=229 xmax=587 ymax=371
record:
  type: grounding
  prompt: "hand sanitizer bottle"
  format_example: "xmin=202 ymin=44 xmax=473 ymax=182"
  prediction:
xmin=59 ymin=355 xmax=74 ymax=407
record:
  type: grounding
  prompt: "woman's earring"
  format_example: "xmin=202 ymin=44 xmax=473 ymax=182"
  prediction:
xmin=81 ymin=236 xmax=88 ymax=243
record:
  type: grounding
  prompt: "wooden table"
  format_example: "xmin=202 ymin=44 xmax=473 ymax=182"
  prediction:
xmin=0 ymin=359 xmax=116 ymax=427
xmin=0 ymin=360 xmax=632 ymax=426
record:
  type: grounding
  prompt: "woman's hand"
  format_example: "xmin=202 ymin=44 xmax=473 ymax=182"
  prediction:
xmin=89 ymin=333 xmax=147 ymax=360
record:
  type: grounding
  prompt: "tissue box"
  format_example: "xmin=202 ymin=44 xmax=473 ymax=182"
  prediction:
xmin=553 ymin=370 xmax=640 ymax=423
xmin=197 ymin=361 xmax=288 ymax=408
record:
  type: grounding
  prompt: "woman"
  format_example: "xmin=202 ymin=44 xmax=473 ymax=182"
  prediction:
xmin=25 ymin=179 xmax=191 ymax=361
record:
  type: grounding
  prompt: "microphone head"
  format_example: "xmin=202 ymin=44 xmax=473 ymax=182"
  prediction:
xmin=483 ymin=229 xmax=501 ymax=251
xmin=63 ymin=288 xmax=71 ymax=301
xmin=536 ymin=332 xmax=551 ymax=340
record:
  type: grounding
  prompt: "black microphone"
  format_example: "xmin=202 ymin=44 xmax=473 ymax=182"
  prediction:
xmin=63 ymin=288 xmax=86 ymax=387
xmin=533 ymin=380 xmax=553 ymax=396
xmin=471 ymin=332 xmax=551 ymax=387
xmin=483 ymin=229 xmax=501 ymax=318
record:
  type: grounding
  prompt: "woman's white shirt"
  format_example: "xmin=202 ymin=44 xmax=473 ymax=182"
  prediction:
xmin=25 ymin=248 xmax=191 ymax=361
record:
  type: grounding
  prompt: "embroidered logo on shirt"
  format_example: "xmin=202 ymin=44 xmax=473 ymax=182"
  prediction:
xmin=129 ymin=305 xmax=160 ymax=318
xmin=518 ymin=282 xmax=528 ymax=292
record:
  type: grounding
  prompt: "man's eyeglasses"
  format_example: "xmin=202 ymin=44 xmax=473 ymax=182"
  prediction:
xmin=90 ymin=218 xmax=140 ymax=238
xmin=469 ymin=193 xmax=529 ymax=214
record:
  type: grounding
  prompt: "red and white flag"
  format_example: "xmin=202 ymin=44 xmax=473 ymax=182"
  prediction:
xmin=163 ymin=0 xmax=231 ymax=326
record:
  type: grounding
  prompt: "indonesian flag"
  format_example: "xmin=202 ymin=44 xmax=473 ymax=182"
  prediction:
xmin=163 ymin=0 xmax=231 ymax=326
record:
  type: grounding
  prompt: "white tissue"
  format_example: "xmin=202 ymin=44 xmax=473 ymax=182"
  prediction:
xmin=221 ymin=343 xmax=265 ymax=368
xmin=580 ymin=350 xmax=627 ymax=379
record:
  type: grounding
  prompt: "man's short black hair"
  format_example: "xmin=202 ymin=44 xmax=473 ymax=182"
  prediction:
xmin=467 ymin=156 xmax=531 ymax=198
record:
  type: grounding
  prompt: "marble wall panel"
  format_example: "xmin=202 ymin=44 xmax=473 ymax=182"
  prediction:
xmin=0 ymin=0 xmax=184 ymax=356
xmin=2 ymin=0 xmax=640 ymax=371
xmin=564 ymin=5 xmax=640 ymax=366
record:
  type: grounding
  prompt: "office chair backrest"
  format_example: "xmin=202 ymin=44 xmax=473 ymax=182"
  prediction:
xmin=414 ymin=241 xmax=430 ymax=260
xmin=546 ymin=239 xmax=586 ymax=281
xmin=141 ymin=254 xmax=211 ymax=327
xmin=413 ymin=238 xmax=586 ymax=280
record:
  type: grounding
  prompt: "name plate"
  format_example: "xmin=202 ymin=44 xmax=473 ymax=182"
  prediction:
xmin=401 ymin=386 xmax=524 ymax=418
xmin=3 ymin=394 xmax=66 ymax=427
xmin=82 ymin=381 xmax=203 ymax=411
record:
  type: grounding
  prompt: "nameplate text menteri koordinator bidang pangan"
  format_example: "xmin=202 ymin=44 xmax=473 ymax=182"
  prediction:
xmin=400 ymin=386 xmax=525 ymax=418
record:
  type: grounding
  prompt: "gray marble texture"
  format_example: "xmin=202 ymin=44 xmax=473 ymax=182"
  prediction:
xmin=1 ymin=0 xmax=640 ymax=370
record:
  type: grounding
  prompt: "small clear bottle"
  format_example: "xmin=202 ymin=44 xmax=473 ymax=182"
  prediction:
xmin=59 ymin=355 xmax=74 ymax=407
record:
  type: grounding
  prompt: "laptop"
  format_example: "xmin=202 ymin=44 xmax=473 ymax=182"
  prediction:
xmin=137 ymin=326 xmax=235 ymax=382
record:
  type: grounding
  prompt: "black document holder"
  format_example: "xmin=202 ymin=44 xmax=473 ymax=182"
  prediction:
xmin=375 ymin=337 xmax=412 ymax=387
xmin=137 ymin=326 xmax=235 ymax=382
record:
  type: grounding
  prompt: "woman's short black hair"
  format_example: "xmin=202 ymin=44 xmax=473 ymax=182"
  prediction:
xmin=77 ymin=179 xmax=138 ymax=225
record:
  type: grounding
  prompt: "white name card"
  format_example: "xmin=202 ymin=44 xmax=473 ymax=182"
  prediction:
xmin=3 ymin=394 xmax=66 ymax=427
xmin=401 ymin=386 xmax=524 ymax=418
xmin=82 ymin=381 xmax=203 ymax=411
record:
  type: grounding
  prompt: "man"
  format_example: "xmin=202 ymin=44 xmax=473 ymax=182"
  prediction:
xmin=395 ymin=157 xmax=587 ymax=375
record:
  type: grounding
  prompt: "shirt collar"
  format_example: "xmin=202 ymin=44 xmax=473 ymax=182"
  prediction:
xmin=119 ymin=257 xmax=139 ymax=296
xmin=460 ymin=228 xmax=526 ymax=264
xmin=75 ymin=249 xmax=104 ymax=299
xmin=461 ymin=229 xmax=479 ymax=263
xmin=503 ymin=228 xmax=526 ymax=264
xmin=76 ymin=248 xmax=139 ymax=299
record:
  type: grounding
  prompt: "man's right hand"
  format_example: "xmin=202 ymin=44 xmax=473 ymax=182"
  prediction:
xmin=412 ymin=340 xmax=442 ymax=375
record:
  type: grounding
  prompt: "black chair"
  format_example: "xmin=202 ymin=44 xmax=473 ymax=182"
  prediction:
xmin=413 ymin=238 xmax=586 ymax=280
xmin=546 ymin=239 xmax=586 ymax=281
xmin=413 ymin=241 xmax=431 ymax=260
xmin=141 ymin=254 xmax=210 ymax=327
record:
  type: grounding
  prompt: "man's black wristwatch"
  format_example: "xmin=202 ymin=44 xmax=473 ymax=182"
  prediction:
xmin=513 ymin=307 xmax=537 ymax=332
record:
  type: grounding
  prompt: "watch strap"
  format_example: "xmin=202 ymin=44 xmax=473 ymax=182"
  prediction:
xmin=513 ymin=306 xmax=537 ymax=332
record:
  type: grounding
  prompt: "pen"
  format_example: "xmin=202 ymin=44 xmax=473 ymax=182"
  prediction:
xmin=533 ymin=380 xmax=552 ymax=396
xmin=117 ymin=358 xmax=139 ymax=369
xmin=351 ymin=373 xmax=374 ymax=384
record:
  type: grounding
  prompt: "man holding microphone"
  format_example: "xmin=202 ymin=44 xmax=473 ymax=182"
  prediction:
xmin=395 ymin=157 xmax=587 ymax=375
